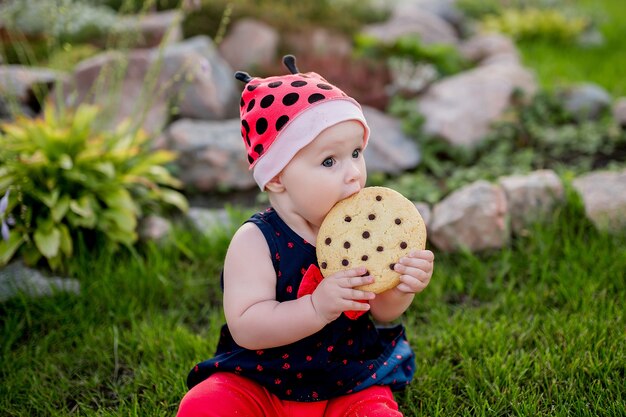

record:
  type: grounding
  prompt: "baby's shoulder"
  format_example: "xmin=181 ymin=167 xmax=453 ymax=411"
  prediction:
xmin=229 ymin=221 xmax=269 ymax=253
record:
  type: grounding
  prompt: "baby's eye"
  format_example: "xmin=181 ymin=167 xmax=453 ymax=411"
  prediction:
xmin=322 ymin=157 xmax=334 ymax=168
xmin=352 ymin=148 xmax=361 ymax=158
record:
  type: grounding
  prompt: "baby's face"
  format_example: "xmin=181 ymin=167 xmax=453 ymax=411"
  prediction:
xmin=278 ymin=120 xmax=367 ymax=228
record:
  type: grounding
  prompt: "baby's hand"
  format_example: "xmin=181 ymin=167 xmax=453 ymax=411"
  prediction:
xmin=311 ymin=266 xmax=375 ymax=323
xmin=393 ymin=250 xmax=434 ymax=294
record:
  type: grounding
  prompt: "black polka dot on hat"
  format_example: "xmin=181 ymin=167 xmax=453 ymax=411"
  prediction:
xmin=254 ymin=144 xmax=264 ymax=156
xmin=291 ymin=80 xmax=307 ymax=87
xmin=242 ymin=119 xmax=250 ymax=133
xmin=317 ymin=83 xmax=333 ymax=90
xmin=276 ymin=115 xmax=289 ymax=131
xmin=247 ymin=84 xmax=259 ymax=91
xmin=247 ymin=99 xmax=255 ymax=112
xmin=308 ymin=93 xmax=325 ymax=104
xmin=247 ymin=154 xmax=254 ymax=164
xmin=260 ymin=95 xmax=275 ymax=108
xmin=268 ymin=81 xmax=283 ymax=88
xmin=256 ymin=118 xmax=268 ymax=134
xmin=240 ymin=97 xmax=245 ymax=107
xmin=283 ymin=93 xmax=299 ymax=106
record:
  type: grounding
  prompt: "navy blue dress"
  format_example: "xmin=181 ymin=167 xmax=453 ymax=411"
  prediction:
xmin=187 ymin=208 xmax=415 ymax=402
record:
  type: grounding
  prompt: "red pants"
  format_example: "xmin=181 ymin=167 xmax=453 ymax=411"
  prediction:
xmin=177 ymin=372 xmax=402 ymax=417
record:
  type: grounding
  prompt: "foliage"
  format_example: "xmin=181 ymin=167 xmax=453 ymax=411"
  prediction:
xmin=355 ymin=34 xmax=469 ymax=78
xmin=0 ymin=0 xmax=122 ymax=44
xmin=383 ymin=91 xmax=626 ymax=204
xmin=480 ymin=8 xmax=589 ymax=43
xmin=0 ymin=34 xmax=51 ymax=66
xmin=0 ymin=102 xmax=188 ymax=271
xmin=182 ymin=0 xmax=389 ymax=41
xmin=45 ymin=43 xmax=101 ymax=72
xmin=86 ymin=0 xmax=181 ymax=14
xmin=1 ymin=197 xmax=624 ymax=415
xmin=515 ymin=0 xmax=626 ymax=96
xmin=457 ymin=0 xmax=569 ymax=19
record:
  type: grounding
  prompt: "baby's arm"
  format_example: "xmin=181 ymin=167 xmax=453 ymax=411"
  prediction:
xmin=223 ymin=223 xmax=374 ymax=350
xmin=369 ymin=249 xmax=434 ymax=323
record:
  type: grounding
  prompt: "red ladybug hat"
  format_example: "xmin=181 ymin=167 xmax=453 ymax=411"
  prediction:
xmin=236 ymin=55 xmax=370 ymax=190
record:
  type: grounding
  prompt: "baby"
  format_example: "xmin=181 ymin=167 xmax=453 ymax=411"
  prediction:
xmin=177 ymin=55 xmax=434 ymax=416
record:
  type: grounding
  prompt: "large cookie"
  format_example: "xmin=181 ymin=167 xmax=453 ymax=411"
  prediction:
xmin=316 ymin=187 xmax=427 ymax=293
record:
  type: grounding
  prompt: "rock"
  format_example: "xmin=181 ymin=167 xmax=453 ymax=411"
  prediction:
xmin=417 ymin=62 xmax=537 ymax=147
xmin=611 ymin=97 xmax=626 ymax=128
xmin=577 ymin=28 xmax=605 ymax=48
xmin=559 ymin=83 xmax=612 ymax=121
xmin=0 ymin=261 xmax=80 ymax=303
xmin=138 ymin=215 xmax=172 ymax=242
xmin=499 ymin=170 xmax=565 ymax=235
xmin=459 ymin=33 xmax=519 ymax=65
xmin=58 ymin=50 xmax=169 ymax=134
xmin=218 ymin=18 xmax=279 ymax=71
xmin=572 ymin=169 xmax=626 ymax=232
xmin=0 ymin=65 xmax=63 ymax=114
xmin=392 ymin=0 xmax=466 ymax=36
xmin=430 ymin=181 xmax=509 ymax=252
xmin=386 ymin=59 xmax=438 ymax=95
xmin=161 ymin=36 xmax=239 ymax=120
xmin=118 ymin=10 xmax=184 ymax=49
xmin=283 ymin=28 xmax=353 ymax=58
xmin=414 ymin=202 xmax=432 ymax=231
xmin=186 ymin=207 xmax=233 ymax=235
xmin=56 ymin=36 xmax=238 ymax=134
xmin=362 ymin=106 xmax=421 ymax=174
xmin=362 ymin=7 xmax=458 ymax=46
xmin=161 ymin=118 xmax=255 ymax=192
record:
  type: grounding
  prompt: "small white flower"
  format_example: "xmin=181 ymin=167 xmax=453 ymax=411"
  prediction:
xmin=0 ymin=189 xmax=15 ymax=242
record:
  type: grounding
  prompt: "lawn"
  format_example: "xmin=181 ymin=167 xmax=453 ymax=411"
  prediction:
xmin=1 ymin=0 xmax=625 ymax=415
xmin=1 ymin=190 xmax=624 ymax=416
xmin=516 ymin=0 xmax=626 ymax=96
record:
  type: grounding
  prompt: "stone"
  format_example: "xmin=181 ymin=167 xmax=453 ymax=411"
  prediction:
xmin=186 ymin=207 xmax=233 ymax=235
xmin=219 ymin=18 xmax=279 ymax=71
xmin=161 ymin=118 xmax=255 ymax=192
xmin=417 ymin=62 xmax=537 ymax=147
xmin=459 ymin=33 xmax=519 ymax=65
xmin=611 ymin=97 xmax=626 ymax=128
xmin=138 ymin=215 xmax=172 ymax=242
xmin=362 ymin=7 xmax=458 ymax=46
xmin=117 ymin=10 xmax=184 ymax=49
xmin=414 ymin=202 xmax=432 ymax=231
xmin=430 ymin=180 xmax=509 ymax=252
xmin=0 ymin=261 xmax=80 ymax=303
xmin=362 ymin=106 xmax=421 ymax=174
xmin=572 ymin=169 xmax=626 ymax=232
xmin=56 ymin=36 xmax=238 ymax=134
xmin=283 ymin=28 xmax=353 ymax=59
xmin=499 ymin=170 xmax=565 ymax=235
xmin=559 ymin=83 xmax=612 ymax=121
xmin=154 ymin=35 xmax=239 ymax=120
xmin=0 ymin=65 xmax=62 ymax=102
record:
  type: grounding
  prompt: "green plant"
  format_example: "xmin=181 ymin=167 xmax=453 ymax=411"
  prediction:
xmin=0 ymin=102 xmax=188 ymax=271
xmin=480 ymin=8 xmax=589 ymax=43
xmin=380 ymin=91 xmax=626 ymax=203
xmin=87 ymin=0 xmax=181 ymax=13
xmin=45 ymin=43 xmax=101 ymax=72
xmin=0 ymin=0 xmax=122 ymax=44
xmin=355 ymin=35 xmax=469 ymax=78
xmin=182 ymin=0 xmax=388 ymax=40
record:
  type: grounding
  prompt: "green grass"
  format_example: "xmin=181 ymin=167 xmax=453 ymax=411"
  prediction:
xmin=1 ymin=192 xmax=625 ymax=416
xmin=517 ymin=0 xmax=626 ymax=96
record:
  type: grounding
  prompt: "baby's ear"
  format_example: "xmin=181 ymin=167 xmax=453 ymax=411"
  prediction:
xmin=264 ymin=175 xmax=285 ymax=192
